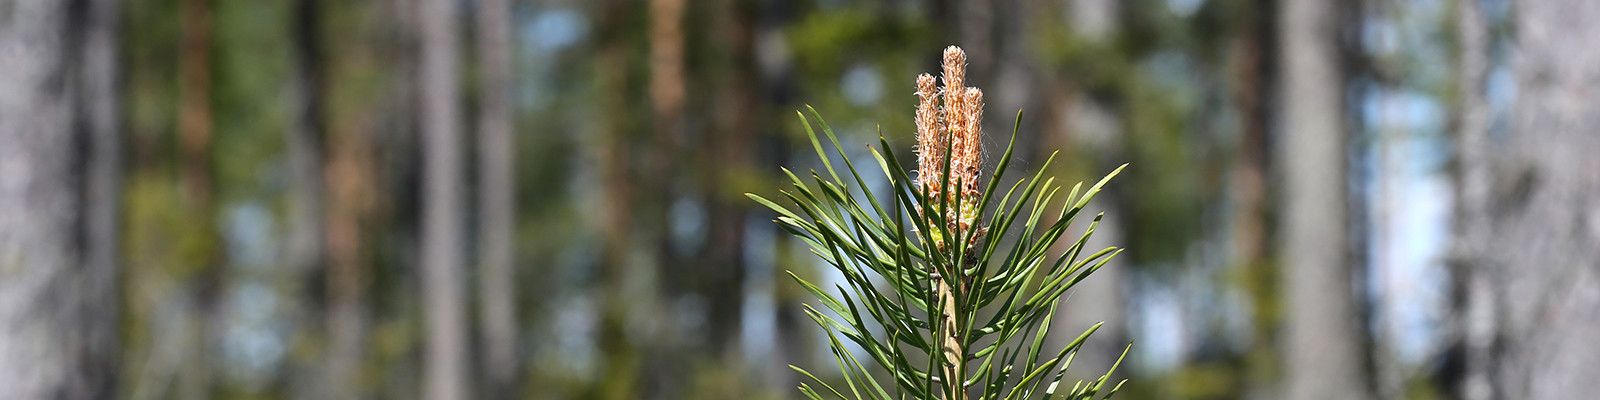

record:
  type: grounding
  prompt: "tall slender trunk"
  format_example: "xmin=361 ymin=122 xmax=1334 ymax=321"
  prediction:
xmin=1278 ymin=0 xmax=1371 ymax=397
xmin=474 ymin=0 xmax=519 ymax=393
xmin=644 ymin=0 xmax=687 ymax=392
xmin=325 ymin=130 xmax=371 ymax=400
xmin=1456 ymin=0 xmax=1600 ymax=397
xmin=284 ymin=0 xmax=349 ymax=396
xmin=758 ymin=2 xmax=808 ymax=390
xmin=1446 ymin=0 xmax=1496 ymax=398
xmin=703 ymin=0 xmax=755 ymax=360
xmin=178 ymin=0 xmax=213 ymax=202
xmin=1231 ymin=0 xmax=1278 ymax=397
xmin=178 ymin=0 xmax=223 ymax=396
xmin=288 ymin=0 xmax=326 ymax=309
xmin=81 ymin=0 xmax=125 ymax=395
xmin=647 ymin=0 xmax=685 ymax=277
xmin=323 ymin=101 xmax=374 ymax=400
xmin=595 ymin=0 xmax=639 ymax=397
xmin=417 ymin=0 xmax=469 ymax=397
xmin=0 ymin=0 xmax=119 ymax=397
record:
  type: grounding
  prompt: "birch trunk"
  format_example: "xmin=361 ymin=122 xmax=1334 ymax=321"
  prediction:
xmin=418 ymin=0 xmax=469 ymax=397
xmin=1278 ymin=0 xmax=1372 ymax=397
xmin=0 ymin=0 xmax=121 ymax=397
xmin=1455 ymin=1 xmax=1600 ymax=397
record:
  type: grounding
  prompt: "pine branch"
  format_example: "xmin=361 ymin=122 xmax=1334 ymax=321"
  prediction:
xmin=751 ymin=46 xmax=1131 ymax=400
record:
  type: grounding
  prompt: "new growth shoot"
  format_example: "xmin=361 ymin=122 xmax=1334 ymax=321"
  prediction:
xmin=751 ymin=45 xmax=1131 ymax=400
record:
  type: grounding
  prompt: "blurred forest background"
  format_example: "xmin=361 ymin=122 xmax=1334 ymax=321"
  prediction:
xmin=5 ymin=0 xmax=1600 ymax=398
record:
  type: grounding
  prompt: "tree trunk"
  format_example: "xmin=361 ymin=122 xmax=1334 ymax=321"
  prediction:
xmin=417 ymin=0 xmax=469 ymax=397
xmin=1231 ymin=0 xmax=1278 ymax=397
xmin=1446 ymin=0 xmax=1497 ymax=398
xmin=756 ymin=2 xmax=808 ymax=391
xmin=475 ymin=0 xmax=519 ymax=393
xmin=323 ymin=100 xmax=373 ymax=400
xmin=1456 ymin=0 xmax=1600 ymax=397
xmin=643 ymin=0 xmax=687 ymax=393
xmin=595 ymin=0 xmax=640 ymax=397
xmin=284 ymin=0 xmax=352 ymax=396
xmin=81 ymin=0 xmax=125 ymax=395
xmin=1278 ymin=0 xmax=1371 ymax=398
xmin=0 ymin=0 xmax=120 ymax=397
xmin=178 ymin=0 xmax=223 ymax=396
xmin=287 ymin=0 xmax=326 ymax=312
xmin=703 ymin=0 xmax=756 ymax=361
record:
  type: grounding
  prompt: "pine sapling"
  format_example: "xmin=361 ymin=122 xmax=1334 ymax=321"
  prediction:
xmin=751 ymin=46 xmax=1131 ymax=400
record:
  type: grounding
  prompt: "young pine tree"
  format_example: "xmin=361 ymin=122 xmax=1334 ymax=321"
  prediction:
xmin=751 ymin=46 xmax=1130 ymax=400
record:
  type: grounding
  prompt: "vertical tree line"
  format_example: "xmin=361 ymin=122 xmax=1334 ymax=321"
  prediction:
xmin=1230 ymin=0 xmax=1278 ymax=397
xmin=81 ymin=0 xmax=127 ymax=395
xmin=1453 ymin=0 xmax=1600 ymax=398
xmin=475 ymin=0 xmax=520 ymax=395
xmin=1448 ymin=0 xmax=1495 ymax=397
xmin=1278 ymin=0 xmax=1372 ymax=398
xmin=0 ymin=0 xmax=122 ymax=397
xmin=417 ymin=0 xmax=469 ymax=398
xmin=594 ymin=0 xmax=642 ymax=398
xmin=7 ymin=0 xmax=1600 ymax=398
xmin=174 ymin=0 xmax=229 ymax=397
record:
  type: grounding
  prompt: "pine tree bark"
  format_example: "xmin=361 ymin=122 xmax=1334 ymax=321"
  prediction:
xmin=1454 ymin=0 xmax=1600 ymax=397
xmin=1232 ymin=1 xmax=1278 ymax=397
xmin=475 ymin=0 xmax=519 ymax=392
xmin=417 ymin=0 xmax=469 ymax=397
xmin=1278 ymin=0 xmax=1372 ymax=398
xmin=323 ymin=97 xmax=372 ymax=400
xmin=643 ymin=0 xmax=687 ymax=392
xmin=178 ymin=0 xmax=223 ymax=396
xmin=0 ymin=0 xmax=120 ymax=397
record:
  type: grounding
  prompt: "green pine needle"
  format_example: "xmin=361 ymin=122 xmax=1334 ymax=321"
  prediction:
xmin=751 ymin=107 xmax=1132 ymax=400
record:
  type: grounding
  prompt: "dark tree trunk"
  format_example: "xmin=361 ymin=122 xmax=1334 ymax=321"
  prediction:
xmin=287 ymin=0 xmax=327 ymax=309
xmin=283 ymin=0 xmax=350 ymax=396
xmin=756 ymin=0 xmax=808 ymax=390
xmin=178 ymin=0 xmax=223 ymax=396
xmin=702 ymin=0 xmax=756 ymax=360
xmin=81 ymin=0 xmax=125 ymax=396
xmin=639 ymin=0 xmax=688 ymax=393
xmin=594 ymin=0 xmax=640 ymax=398
xmin=1231 ymin=0 xmax=1278 ymax=397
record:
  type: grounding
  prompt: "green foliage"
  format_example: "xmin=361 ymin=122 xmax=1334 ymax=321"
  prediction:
xmin=750 ymin=106 xmax=1131 ymax=399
